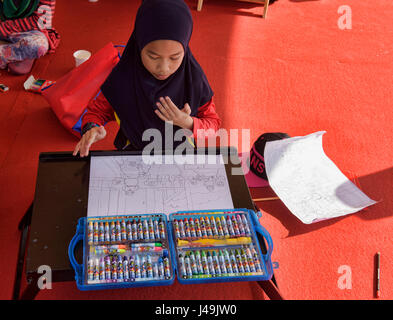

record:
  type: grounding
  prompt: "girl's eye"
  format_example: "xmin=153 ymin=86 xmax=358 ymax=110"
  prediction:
xmin=170 ymin=57 xmax=180 ymax=61
xmin=149 ymin=55 xmax=159 ymax=60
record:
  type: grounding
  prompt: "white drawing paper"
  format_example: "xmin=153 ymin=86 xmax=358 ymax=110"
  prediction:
xmin=87 ymin=154 xmax=234 ymax=217
xmin=264 ymin=131 xmax=377 ymax=224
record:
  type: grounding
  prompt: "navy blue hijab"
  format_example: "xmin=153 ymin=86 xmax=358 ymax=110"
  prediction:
xmin=101 ymin=0 xmax=214 ymax=150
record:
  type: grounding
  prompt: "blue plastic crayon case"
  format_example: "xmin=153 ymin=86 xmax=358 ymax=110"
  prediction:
xmin=68 ymin=213 xmax=175 ymax=291
xmin=68 ymin=209 xmax=275 ymax=291
xmin=168 ymin=208 xmax=274 ymax=284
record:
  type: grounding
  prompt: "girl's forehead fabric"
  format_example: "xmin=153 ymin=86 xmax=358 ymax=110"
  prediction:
xmin=134 ymin=0 xmax=193 ymax=50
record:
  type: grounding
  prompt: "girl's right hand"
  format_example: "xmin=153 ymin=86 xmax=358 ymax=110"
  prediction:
xmin=73 ymin=125 xmax=107 ymax=157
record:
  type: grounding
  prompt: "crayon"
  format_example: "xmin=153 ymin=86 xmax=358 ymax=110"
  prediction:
xmin=158 ymin=257 xmax=165 ymax=279
xmin=88 ymin=221 xmax=94 ymax=244
xmin=199 ymin=217 xmax=208 ymax=238
xmin=231 ymin=216 xmax=240 ymax=236
xmin=123 ymin=256 xmax=129 ymax=281
xmin=147 ymin=255 xmax=153 ymax=278
xmin=148 ymin=218 xmax=155 ymax=239
xmin=189 ymin=218 xmax=196 ymax=238
xmin=212 ymin=251 xmax=221 ymax=275
xmin=201 ymin=250 xmax=210 ymax=276
xmin=104 ymin=256 xmax=111 ymax=281
xmin=241 ymin=214 xmax=251 ymax=235
xmin=226 ymin=215 xmax=235 ymax=236
xmin=218 ymin=250 xmax=227 ymax=275
xmin=177 ymin=236 xmax=252 ymax=247
xmin=189 ymin=251 xmax=199 ymax=276
xmin=88 ymin=258 xmax=94 ymax=281
xmin=220 ymin=216 xmax=230 ymax=237
xmin=195 ymin=250 xmax=204 ymax=275
xmin=117 ymin=255 xmax=124 ymax=281
xmin=207 ymin=251 xmax=216 ymax=276
xmin=153 ymin=262 xmax=159 ymax=279
xmin=111 ymin=256 xmax=118 ymax=281
xmin=154 ymin=218 xmax=160 ymax=239
xmin=126 ymin=220 xmax=132 ymax=240
xmin=104 ymin=221 xmax=110 ymax=242
xmin=134 ymin=255 xmax=141 ymax=279
xmin=173 ymin=219 xmax=180 ymax=238
xmin=99 ymin=258 xmax=105 ymax=281
xmin=210 ymin=216 xmax=218 ymax=236
xmin=137 ymin=220 xmax=144 ymax=240
xmin=116 ymin=220 xmax=121 ymax=241
xmin=228 ymin=249 xmax=239 ymax=274
xmin=184 ymin=254 xmax=193 ymax=277
xmin=178 ymin=219 xmax=186 ymax=238
xmin=234 ymin=249 xmax=245 ymax=274
xmin=143 ymin=219 xmax=150 ymax=240
xmin=252 ymin=247 xmax=263 ymax=273
xmin=184 ymin=218 xmax=191 ymax=238
xmin=130 ymin=242 xmax=162 ymax=248
xmin=215 ymin=217 xmax=224 ymax=237
xmin=244 ymin=247 xmax=256 ymax=273
xmin=121 ymin=220 xmax=127 ymax=240
xmin=93 ymin=259 xmax=99 ymax=281
xmin=194 ymin=218 xmax=202 ymax=237
xmin=132 ymin=219 xmax=138 ymax=240
xmin=240 ymin=249 xmax=251 ymax=273
xmin=205 ymin=217 xmax=213 ymax=237
xmin=141 ymin=256 xmax=147 ymax=278
xmin=179 ymin=254 xmax=187 ymax=278
xmin=159 ymin=219 xmax=166 ymax=239
xmin=163 ymin=256 xmax=171 ymax=278
xmin=98 ymin=222 xmax=105 ymax=242
xmin=236 ymin=215 xmax=245 ymax=235
xmin=110 ymin=221 xmax=116 ymax=242
xmin=129 ymin=255 xmax=135 ymax=279
xmin=93 ymin=222 xmax=99 ymax=243
xmin=222 ymin=249 xmax=233 ymax=275
xmin=91 ymin=247 xmax=126 ymax=255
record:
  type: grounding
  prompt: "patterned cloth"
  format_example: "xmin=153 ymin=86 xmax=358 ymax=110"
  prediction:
xmin=0 ymin=30 xmax=48 ymax=69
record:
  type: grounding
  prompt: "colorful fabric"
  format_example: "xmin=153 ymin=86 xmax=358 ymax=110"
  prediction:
xmin=0 ymin=29 xmax=48 ymax=68
xmin=0 ymin=0 xmax=59 ymax=52
xmin=0 ymin=0 xmax=40 ymax=20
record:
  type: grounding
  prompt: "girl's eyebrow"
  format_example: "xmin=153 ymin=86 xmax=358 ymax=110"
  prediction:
xmin=146 ymin=50 xmax=183 ymax=57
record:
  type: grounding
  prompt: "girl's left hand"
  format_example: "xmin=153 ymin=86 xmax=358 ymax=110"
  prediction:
xmin=155 ymin=96 xmax=194 ymax=130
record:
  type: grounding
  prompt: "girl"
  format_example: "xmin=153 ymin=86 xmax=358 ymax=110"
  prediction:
xmin=0 ymin=0 xmax=59 ymax=74
xmin=73 ymin=0 xmax=221 ymax=157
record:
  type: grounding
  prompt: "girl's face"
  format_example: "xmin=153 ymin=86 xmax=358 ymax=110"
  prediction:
xmin=141 ymin=40 xmax=184 ymax=81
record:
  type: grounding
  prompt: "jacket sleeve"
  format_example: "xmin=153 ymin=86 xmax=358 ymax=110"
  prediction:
xmin=81 ymin=91 xmax=116 ymax=129
xmin=191 ymin=98 xmax=222 ymax=141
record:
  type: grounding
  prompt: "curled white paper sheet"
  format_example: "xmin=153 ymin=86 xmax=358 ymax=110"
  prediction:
xmin=264 ymin=131 xmax=377 ymax=224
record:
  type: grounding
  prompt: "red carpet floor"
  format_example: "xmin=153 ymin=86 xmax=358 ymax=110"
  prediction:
xmin=0 ymin=0 xmax=392 ymax=300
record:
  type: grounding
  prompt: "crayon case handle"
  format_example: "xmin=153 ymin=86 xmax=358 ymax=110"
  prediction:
xmin=68 ymin=221 xmax=84 ymax=279
xmin=253 ymin=224 xmax=273 ymax=262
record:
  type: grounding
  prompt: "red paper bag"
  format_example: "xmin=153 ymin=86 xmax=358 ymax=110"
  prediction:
xmin=42 ymin=42 xmax=120 ymax=137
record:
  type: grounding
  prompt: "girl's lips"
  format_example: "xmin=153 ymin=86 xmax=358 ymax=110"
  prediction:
xmin=155 ymin=73 xmax=169 ymax=80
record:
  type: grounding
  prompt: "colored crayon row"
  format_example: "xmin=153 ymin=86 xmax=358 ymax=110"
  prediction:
xmin=87 ymin=253 xmax=172 ymax=284
xmin=177 ymin=246 xmax=264 ymax=279
xmin=90 ymin=243 xmax=164 ymax=255
xmin=172 ymin=214 xmax=251 ymax=240
xmin=87 ymin=218 xmax=166 ymax=245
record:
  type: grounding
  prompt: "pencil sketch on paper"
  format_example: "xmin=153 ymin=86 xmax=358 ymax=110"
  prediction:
xmin=87 ymin=155 xmax=234 ymax=217
xmin=264 ymin=131 xmax=377 ymax=224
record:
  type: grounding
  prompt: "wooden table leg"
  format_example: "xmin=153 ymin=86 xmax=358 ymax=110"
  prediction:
xmin=263 ymin=0 xmax=270 ymax=18
xmin=197 ymin=0 xmax=203 ymax=11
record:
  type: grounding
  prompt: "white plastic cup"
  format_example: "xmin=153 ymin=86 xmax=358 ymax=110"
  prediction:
xmin=73 ymin=50 xmax=91 ymax=67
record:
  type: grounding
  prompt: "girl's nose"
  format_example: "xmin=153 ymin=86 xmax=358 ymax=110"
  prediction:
xmin=158 ymin=61 xmax=170 ymax=74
